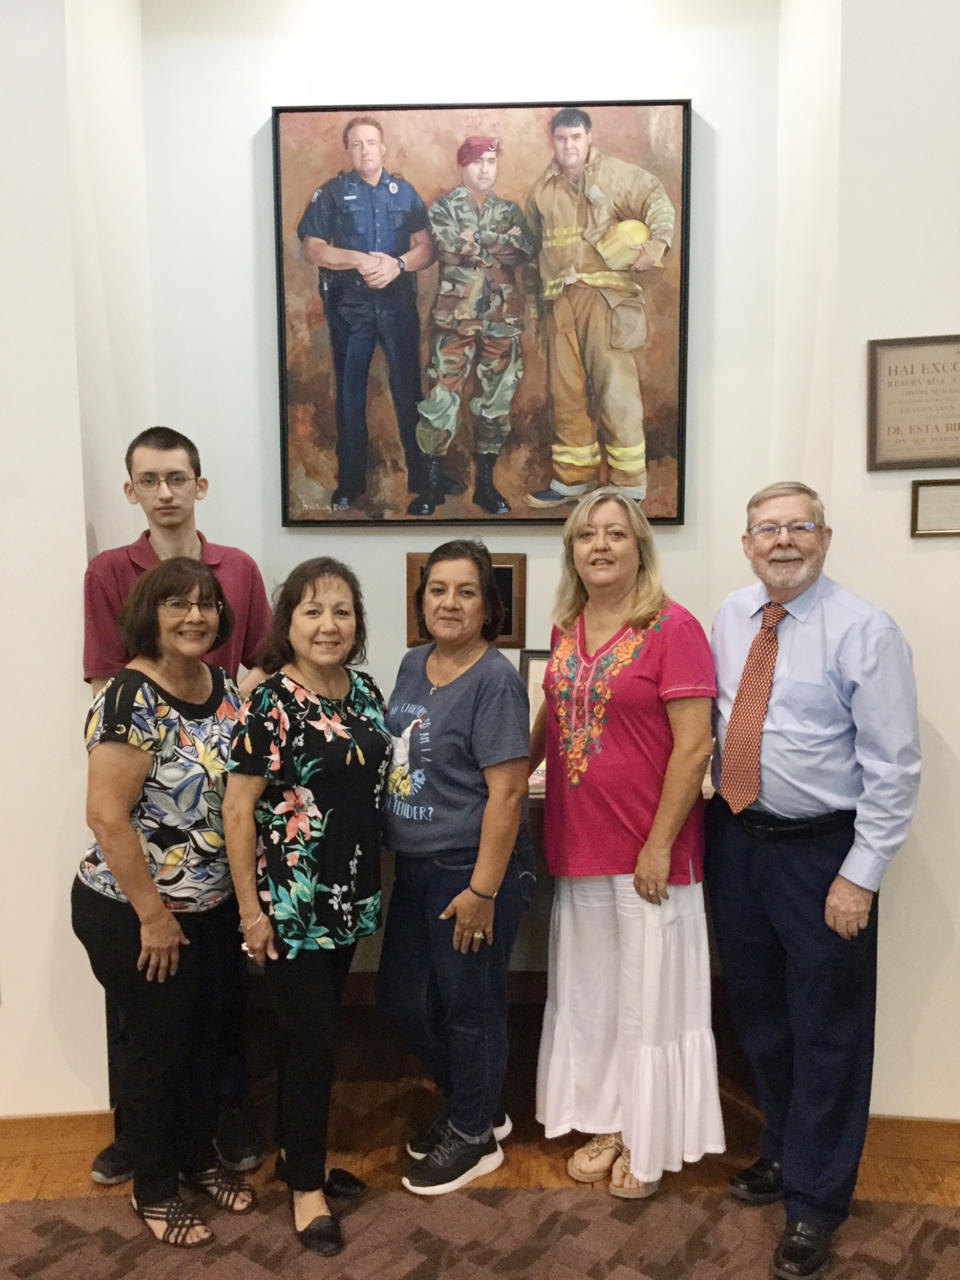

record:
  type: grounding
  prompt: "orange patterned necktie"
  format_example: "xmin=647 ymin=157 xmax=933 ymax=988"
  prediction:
xmin=720 ymin=603 xmax=787 ymax=814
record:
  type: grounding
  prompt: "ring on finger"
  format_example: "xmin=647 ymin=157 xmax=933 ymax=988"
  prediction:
xmin=472 ymin=931 xmax=485 ymax=940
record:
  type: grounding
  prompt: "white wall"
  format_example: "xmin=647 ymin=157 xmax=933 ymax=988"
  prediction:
xmin=0 ymin=0 xmax=108 ymax=1114
xmin=1 ymin=0 xmax=957 ymax=1120
xmin=830 ymin=0 xmax=960 ymax=1116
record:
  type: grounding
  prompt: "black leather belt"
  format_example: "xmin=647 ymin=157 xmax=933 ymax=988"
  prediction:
xmin=728 ymin=803 xmax=855 ymax=842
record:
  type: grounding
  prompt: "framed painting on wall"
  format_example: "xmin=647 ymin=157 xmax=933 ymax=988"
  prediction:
xmin=272 ymin=100 xmax=691 ymax=526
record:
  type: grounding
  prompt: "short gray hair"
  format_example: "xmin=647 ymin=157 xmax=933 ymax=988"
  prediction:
xmin=746 ymin=481 xmax=826 ymax=529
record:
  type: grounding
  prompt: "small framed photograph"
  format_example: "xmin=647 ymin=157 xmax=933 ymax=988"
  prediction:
xmin=868 ymin=335 xmax=960 ymax=469
xmin=910 ymin=479 xmax=960 ymax=537
xmin=405 ymin=552 xmax=526 ymax=647
xmin=519 ymin=649 xmax=550 ymax=723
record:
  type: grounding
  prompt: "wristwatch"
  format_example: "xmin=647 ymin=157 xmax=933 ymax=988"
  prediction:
xmin=395 ymin=256 xmax=406 ymax=273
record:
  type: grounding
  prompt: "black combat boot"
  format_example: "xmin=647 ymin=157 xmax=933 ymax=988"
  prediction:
xmin=407 ymin=457 xmax=446 ymax=516
xmin=473 ymin=454 xmax=509 ymax=515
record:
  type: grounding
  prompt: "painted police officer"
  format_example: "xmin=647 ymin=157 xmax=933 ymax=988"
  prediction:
xmin=298 ymin=117 xmax=434 ymax=510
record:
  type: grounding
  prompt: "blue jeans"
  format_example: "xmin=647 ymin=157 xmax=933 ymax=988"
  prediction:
xmin=377 ymin=833 xmax=535 ymax=1139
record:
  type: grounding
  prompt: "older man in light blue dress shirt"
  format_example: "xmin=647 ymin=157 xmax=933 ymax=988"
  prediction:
xmin=706 ymin=480 xmax=920 ymax=1280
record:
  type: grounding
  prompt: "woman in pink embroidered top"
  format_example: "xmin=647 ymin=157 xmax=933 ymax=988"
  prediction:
xmin=531 ymin=487 xmax=725 ymax=1197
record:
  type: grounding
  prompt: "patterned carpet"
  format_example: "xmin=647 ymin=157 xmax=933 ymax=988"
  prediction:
xmin=2 ymin=1186 xmax=959 ymax=1280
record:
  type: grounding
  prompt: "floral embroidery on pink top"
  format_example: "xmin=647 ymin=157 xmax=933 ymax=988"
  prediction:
xmin=551 ymin=611 xmax=667 ymax=786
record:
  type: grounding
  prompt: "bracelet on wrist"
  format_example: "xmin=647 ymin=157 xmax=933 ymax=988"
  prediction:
xmin=239 ymin=910 xmax=264 ymax=933
xmin=468 ymin=883 xmax=497 ymax=902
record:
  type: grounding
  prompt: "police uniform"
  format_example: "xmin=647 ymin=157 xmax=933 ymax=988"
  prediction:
xmin=417 ymin=186 xmax=534 ymax=459
xmin=525 ymin=148 xmax=674 ymax=496
xmin=298 ymin=168 xmax=429 ymax=499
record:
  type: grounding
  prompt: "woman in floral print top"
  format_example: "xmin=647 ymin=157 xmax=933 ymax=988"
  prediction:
xmin=71 ymin=558 xmax=256 ymax=1249
xmin=224 ymin=557 xmax=389 ymax=1257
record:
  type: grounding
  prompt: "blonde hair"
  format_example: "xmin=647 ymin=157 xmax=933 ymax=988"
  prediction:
xmin=554 ymin=487 xmax=665 ymax=631
xmin=746 ymin=481 xmax=826 ymax=529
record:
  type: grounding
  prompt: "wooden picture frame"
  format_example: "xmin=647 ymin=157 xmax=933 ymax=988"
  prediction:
xmin=910 ymin=479 xmax=960 ymax=536
xmin=868 ymin=335 xmax=960 ymax=469
xmin=273 ymin=100 xmax=691 ymax=525
xmin=405 ymin=552 xmax=526 ymax=647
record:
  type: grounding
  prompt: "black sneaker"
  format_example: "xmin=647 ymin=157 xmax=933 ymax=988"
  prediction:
xmin=406 ymin=1115 xmax=449 ymax=1160
xmin=214 ymin=1108 xmax=265 ymax=1173
xmin=401 ymin=1124 xmax=503 ymax=1196
xmin=91 ymin=1137 xmax=134 ymax=1185
xmin=407 ymin=1112 xmax=512 ymax=1160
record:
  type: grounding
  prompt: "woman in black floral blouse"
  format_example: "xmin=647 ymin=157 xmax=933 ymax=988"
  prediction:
xmin=223 ymin=557 xmax=390 ymax=1257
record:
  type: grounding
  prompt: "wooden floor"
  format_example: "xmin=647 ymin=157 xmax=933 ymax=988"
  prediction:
xmin=3 ymin=999 xmax=959 ymax=1207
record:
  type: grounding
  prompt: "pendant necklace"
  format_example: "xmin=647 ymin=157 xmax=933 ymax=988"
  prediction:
xmin=428 ymin=641 xmax=486 ymax=695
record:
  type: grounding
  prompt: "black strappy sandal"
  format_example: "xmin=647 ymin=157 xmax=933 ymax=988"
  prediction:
xmin=180 ymin=1163 xmax=257 ymax=1214
xmin=131 ymin=1195 xmax=213 ymax=1248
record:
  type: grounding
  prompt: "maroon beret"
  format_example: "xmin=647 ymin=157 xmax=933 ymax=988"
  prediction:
xmin=457 ymin=135 xmax=499 ymax=167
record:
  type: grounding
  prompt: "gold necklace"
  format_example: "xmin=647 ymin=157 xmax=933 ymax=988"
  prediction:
xmin=427 ymin=641 xmax=487 ymax=695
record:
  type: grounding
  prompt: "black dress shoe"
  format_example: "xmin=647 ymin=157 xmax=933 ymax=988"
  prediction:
xmin=729 ymin=1155 xmax=783 ymax=1204
xmin=331 ymin=489 xmax=358 ymax=511
xmin=324 ymin=1167 xmax=367 ymax=1201
xmin=773 ymin=1221 xmax=832 ymax=1279
xmin=290 ymin=1189 xmax=343 ymax=1256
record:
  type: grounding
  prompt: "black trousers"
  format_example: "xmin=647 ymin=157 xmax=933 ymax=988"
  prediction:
xmin=105 ymin=936 xmax=249 ymax=1138
xmin=72 ymin=881 xmax=237 ymax=1203
xmin=264 ymin=942 xmax=356 ymax=1191
xmin=705 ymin=797 xmax=877 ymax=1230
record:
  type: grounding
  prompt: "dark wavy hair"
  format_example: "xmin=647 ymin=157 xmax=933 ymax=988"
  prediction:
xmin=414 ymin=540 xmax=504 ymax=643
xmin=118 ymin=558 xmax=233 ymax=659
xmin=260 ymin=557 xmax=368 ymax=673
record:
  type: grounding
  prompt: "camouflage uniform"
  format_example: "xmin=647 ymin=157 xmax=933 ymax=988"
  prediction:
xmin=416 ymin=186 xmax=535 ymax=458
xmin=525 ymin=147 xmax=675 ymax=494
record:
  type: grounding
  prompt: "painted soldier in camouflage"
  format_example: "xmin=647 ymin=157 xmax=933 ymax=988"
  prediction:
xmin=524 ymin=108 xmax=675 ymax=509
xmin=408 ymin=136 xmax=535 ymax=516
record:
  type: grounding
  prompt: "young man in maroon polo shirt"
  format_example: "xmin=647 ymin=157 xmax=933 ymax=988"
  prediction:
xmin=84 ymin=427 xmax=270 ymax=696
xmin=83 ymin=426 xmax=270 ymax=1183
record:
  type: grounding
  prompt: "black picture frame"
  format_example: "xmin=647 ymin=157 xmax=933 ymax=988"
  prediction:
xmin=272 ymin=100 xmax=691 ymax=526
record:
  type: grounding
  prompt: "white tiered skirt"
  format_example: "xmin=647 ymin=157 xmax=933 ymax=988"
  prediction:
xmin=536 ymin=875 xmax=725 ymax=1182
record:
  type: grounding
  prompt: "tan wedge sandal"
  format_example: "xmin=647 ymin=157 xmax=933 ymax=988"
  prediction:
xmin=609 ymin=1148 xmax=661 ymax=1200
xmin=567 ymin=1132 xmax=624 ymax=1183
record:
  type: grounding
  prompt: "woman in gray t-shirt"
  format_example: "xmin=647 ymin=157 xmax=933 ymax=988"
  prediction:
xmin=378 ymin=539 xmax=533 ymax=1196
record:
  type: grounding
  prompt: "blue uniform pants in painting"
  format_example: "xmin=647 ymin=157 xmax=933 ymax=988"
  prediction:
xmin=705 ymin=796 xmax=877 ymax=1230
xmin=377 ymin=834 xmax=535 ymax=1139
xmin=326 ymin=283 xmax=423 ymax=498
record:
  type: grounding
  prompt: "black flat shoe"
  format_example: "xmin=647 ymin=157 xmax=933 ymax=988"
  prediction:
xmin=773 ymin=1221 xmax=832 ymax=1280
xmin=275 ymin=1155 xmax=366 ymax=1202
xmin=290 ymin=1189 xmax=343 ymax=1257
xmin=729 ymin=1155 xmax=783 ymax=1204
xmin=324 ymin=1167 xmax=367 ymax=1201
